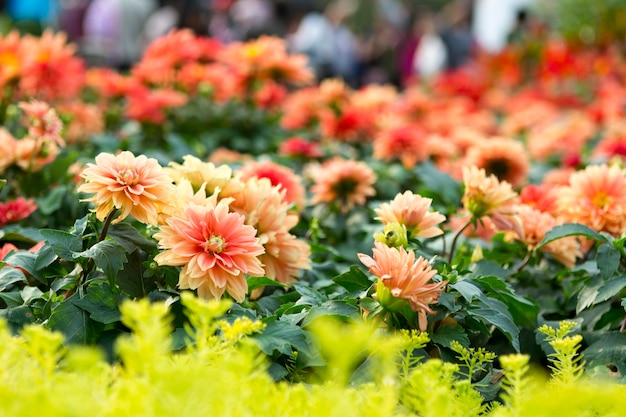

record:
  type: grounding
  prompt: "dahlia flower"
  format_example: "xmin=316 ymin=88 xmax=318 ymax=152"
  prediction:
xmin=238 ymin=160 xmax=306 ymax=210
xmin=558 ymin=164 xmax=626 ymax=236
xmin=154 ymin=199 xmax=265 ymax=302
xmin=78 ymin=151 xmax=175 ymax=225
xmin=375 ymin=191 xmax=446 ymax=239
xmin=311 ymin=158 xmax=376 ymax=211
xmin=358 ymin=241 xmax=447 ymax=331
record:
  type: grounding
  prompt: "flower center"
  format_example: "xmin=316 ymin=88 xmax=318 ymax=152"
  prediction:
xmin=485 ymin=159 xmax=511 ymax=182
xmin=119 ymin=168 xmax=140 ymax=186
xmin=205 ymin=235 xmax=226 ymax=254
xmin=592 ymin=192 xmax=612 ymax=208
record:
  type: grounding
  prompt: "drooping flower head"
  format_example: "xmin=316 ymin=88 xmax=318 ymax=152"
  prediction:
xmin=154 ymin=199 xmax=265 ymax=302
xmin=462 ymin=165 xmax=522 ymax=236
xmin=375 ymin=191 xmax=446 ymax=239
xmin=311 ymin=158 xmax=376 ymax=211
xmin=557 ymin=163 xmax=626 ymax=236
xmin=78 ymin=151 xmax=175 ymax=225
xmin=358 ymin=241 xmax=447 ymax=331
xmin=238 ymin=160 xmax=306 ymax=210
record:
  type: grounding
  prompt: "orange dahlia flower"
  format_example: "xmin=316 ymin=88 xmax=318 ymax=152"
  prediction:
xmin=375 ymin=191 xmax=446 ymax=238
xmin=154 ymin=199 xmax=265 ymax=302
xmin=358 ymin=241 xmax=447 ymax=331
xmin=311 ymin=158 xmax=376 ymax=211
xmin=78 ymin=151 xmax=175 ymax=225
xmin=461 ymin=136 xmax=529 ymax=188
xmin=373 ymin=125 xmax=429 ymax=169
xmin=19 ymin=100 xmax=64 ymax=146
xmin=558 ymin=164 xmax=626 ymax=236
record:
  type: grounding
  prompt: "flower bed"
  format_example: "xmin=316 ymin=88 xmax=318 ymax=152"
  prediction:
xmin=1 ymin=28 xmax=626 ymax=414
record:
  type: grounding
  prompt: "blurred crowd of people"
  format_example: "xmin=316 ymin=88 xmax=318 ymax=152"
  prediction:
xmin=0 ymin=0 xmax=530 ymax=87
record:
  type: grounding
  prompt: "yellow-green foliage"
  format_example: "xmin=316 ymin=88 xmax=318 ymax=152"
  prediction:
xmin=0 ymin=300 xmax=625 ymax=417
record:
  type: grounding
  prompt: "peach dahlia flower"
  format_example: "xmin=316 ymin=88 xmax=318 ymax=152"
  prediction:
xmin=78 ymin=151 xmax=175 ymax=225
xmin=310 ymin=158 xmax=376 ymax=211
xmin=558 ymin=164 xmax=626 ymax=236
xmin=358 ymin=241 xmax=447 ymax=331
xmin=375 ymin=191 xmax=446 ymax=238
xmin=154 ymin=200 xmax=265 ymax=302
xmin=462 ymin=166 xmax=522 ymax=237
xmin=238 ymin=160 xmax=306 ymax=210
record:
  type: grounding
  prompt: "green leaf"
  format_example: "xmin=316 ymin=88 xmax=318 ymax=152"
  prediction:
xmin=247 ymin=276 xmax=287 ymax=292
xmin=73 ymin=240 xmax=128 ymax=283
xmin=293 ymin=283 xmax=328 ymax=306
xmin=71 ymin=283 xmax=123 ymax=325
xmin=0 ymin=305 xmax=35 ymax=329
xmin=0 ymin=267 xmax=26 ymax=291
xmin=584 ymin=332 xmax=626 ymax=368
xmin=577 ymin=275 xmax=602 ymax=314
xmin=595 ymin=275 xmax=626 ymax=304
xmin=415 ymin=161 xmax=462 ymax=206
xmin=0 ymin=226 xmax=42 ymax=243
xmin=20 ymin=286 xmax=43 ymax=304
xmin=469 ymin=297 xmax=520 ymax=352
xmin=0 ymin=291 xmax=23 ymax=308
xmin=432 ymin=325 xmax=471 ymax=349
xmin=35 ymin=185 xmax=68 ymax=215
xmin=472 ymin=275 xmax=538 ymax=327
xmin=40 ymin=229 xmax=82 ymax=260
xmin=450 ymin=280 xmax=483 ymax=303
xmin=537 ymin=223 xmax=608 ymax=249
xmin=46 ymin=301 xmax=103 ymax=344
xmin=596 ymin=244 xmax=621 ymax=280
xmin=116 ymin=250 xmax=154 ymax=298
xmin=301 ymin=301 xmax=360 ymax=327
xmin=3 ymin=251 xmax=45 ymax=283
xmin=107 ymin=223 xmax=157 ymax=252
xmin=253 ymin=320 xmax=316 ymax=358
xmin=333 ymin=266 xmax=373 ymax=293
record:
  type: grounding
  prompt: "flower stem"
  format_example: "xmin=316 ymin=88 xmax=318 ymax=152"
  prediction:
xmin=447 ymin=218 xmax=473 ymax=264
xmin=98 ymin=210 xmax=117 ymax=242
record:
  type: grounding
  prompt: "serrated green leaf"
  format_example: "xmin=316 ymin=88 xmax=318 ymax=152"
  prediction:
xmin=537 ymin=223 xmax=608 ymax=249
xmin=333 ymin=266 xmax=373 ymax=293
xmin=116 ymin=250 xmax=155 ymax=298
xmin=71 ymin=283 xmax=123 ymax=325
xmin=40 ymin=229 xmax=82 ymax=260
xmin=247 ymin=276 xmax=287 ymax=292
xmin=596 ymin=244 xmax=621 ymax=280
xmin=301 ymin=301 xmax=360 ymax=327
xmin=46 ymin=301 xmax=103 ymax=344
xmin=293 ymin=283 xmax=328 ymax=306
xmin=73 ymin=240 xmax=127 ymax=283
xmin=595 ymin=275 xmax=626 ymax=304
xmin=252 ymin=320 xmax=315 ymax=358
xmin=577 ymin=275 xmax=602 ymax=314
xmin=432 ymin=325 xmax=471 ymax=349
xmin=584 ymin=332 xmax=626 ymax=367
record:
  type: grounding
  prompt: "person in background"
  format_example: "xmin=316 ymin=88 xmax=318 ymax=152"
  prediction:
xmin=289 ymin=0 xmax=360 ymax=86
xmin=440 ymin=0 xmax=476 ymax=70
xmin=411 ymin=9 xmax=447 ymax=81
xmin=82 ymin=0 xmax=157 ymax=69
xmin=58 ymin=0 xmax=90 ymax=44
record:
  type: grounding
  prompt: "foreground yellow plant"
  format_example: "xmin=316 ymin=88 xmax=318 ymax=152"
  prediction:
xmin=0 ymin=295 xmax=625 ymax=417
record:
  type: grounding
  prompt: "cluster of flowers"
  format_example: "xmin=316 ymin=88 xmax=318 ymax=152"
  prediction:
xmin=78 ymin=151 xmax=310 ymax=302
